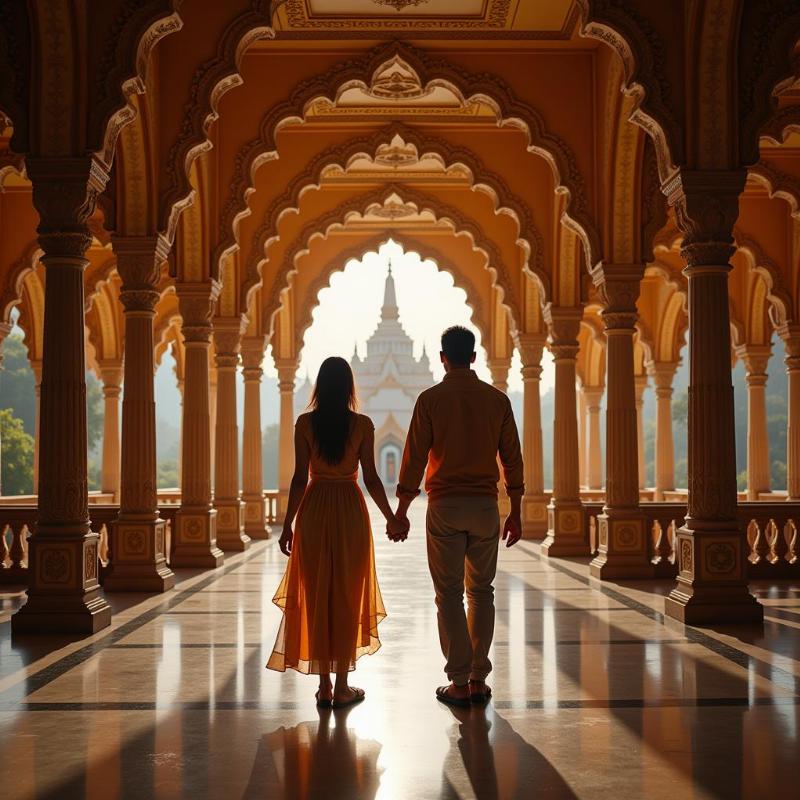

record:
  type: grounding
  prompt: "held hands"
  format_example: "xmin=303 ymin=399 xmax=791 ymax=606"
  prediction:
xmin=501 ymin=510 xmax=522 ymax=548
xmin=386 ymin=510 xmax=410 ymax=542
xmin=279 ymin=524 xmax=293 ymax=556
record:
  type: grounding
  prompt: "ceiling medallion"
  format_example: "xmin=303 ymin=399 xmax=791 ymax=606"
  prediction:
xmin=372 ymin=0 xmax=431 ymax=11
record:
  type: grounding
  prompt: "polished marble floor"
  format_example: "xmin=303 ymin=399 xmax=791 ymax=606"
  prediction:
xmin=1 ymin=501 xmax=799 ymax=799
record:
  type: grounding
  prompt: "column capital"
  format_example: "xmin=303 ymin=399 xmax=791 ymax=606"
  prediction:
xmin=97 ymin=359 xmax=124 ymax=390
xmin=516 ymin=332 xmax=547 ymax=367
xmin=634 ymin=373 xmax=649 ymax=401
xmin=487 ymin=356 xmax=510 ymax=390
xmin=592 ymin=263 xmax=644 ymax=324
xmin=177 ymin=281 xmax=221 ymax=344
xmin=240 ymin=335 xmax=266 ymax=379
xmin=275 ymin=359 xmax=298 ymax=392
xmin=778 ymin=325 xmax=800 ymax=367
xmin=663 ymin=169 xmax=747 ymax=268
xmin=735 ymin=344 xmax=771 ymax=380
xmin=583 ymin=385 xmax=604 ymax=410
xmin=213 ymin=315 xmax=247 ymax=365
xmin=113 ymin=234 xmax=170 ymax=313
xmin=27 ymin=156 xmax=108 ymax=260
xmin=544 ymin=305 xmax=581 ymax=359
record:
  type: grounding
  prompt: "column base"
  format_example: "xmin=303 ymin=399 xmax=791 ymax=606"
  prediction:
xmin=104 ymin=516 xmax=175 ymax=593
xmin=243 ymin=494 xmax=271 ymax=540
xmin=11 ymin=527 xmax=112 ymax=635
xmin=522 ymin=494 xmax=549 ymax=540
xmin=590 ymin=511 xmax=655 ymax=580
xmin=541 ymin=502 xmax=590 ymax=557
xmin=172 ymin=506 xmax=224 ymax=568
xmin=664 ymin=525 xmax=764 ymax=625
xmin=215 ymin=499 xmax=251 ymax=552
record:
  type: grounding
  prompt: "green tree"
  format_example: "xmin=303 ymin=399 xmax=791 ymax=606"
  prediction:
xmin=0 ymin=334 xmax=36 ymax=434
xmin=262 ymin=423 xmax=279 ymax=489
xmin=0 ymin=408 xmax=34 ymax=495
xmin=86 ymin=371 xmax=104 ymax=454
xmin=158 ymin=459 xmax=179 ymax=489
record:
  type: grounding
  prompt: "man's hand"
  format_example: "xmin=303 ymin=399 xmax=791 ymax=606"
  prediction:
xmin=386 ymin=512 xmax=410 ymax=542
xmin=279 ymin=524 xmax=293 ymax=556
xmin=501 ymin=511 xmax=522 ymax=548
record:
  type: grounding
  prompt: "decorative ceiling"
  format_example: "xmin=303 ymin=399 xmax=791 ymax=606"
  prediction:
xmin=273 ymin=0 xmax=578 ymax=37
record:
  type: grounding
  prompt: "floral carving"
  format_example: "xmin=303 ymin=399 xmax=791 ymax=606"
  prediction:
xmin=705 ymin=541 xmax=737 ymax=575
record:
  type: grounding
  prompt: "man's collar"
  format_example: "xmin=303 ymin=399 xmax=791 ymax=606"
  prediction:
xmin=443 ymin=369 xmax=478 ymax=381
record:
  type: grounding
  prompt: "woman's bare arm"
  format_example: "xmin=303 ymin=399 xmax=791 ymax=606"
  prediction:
xmin=278 ymin=422 xmax=311 ymax=556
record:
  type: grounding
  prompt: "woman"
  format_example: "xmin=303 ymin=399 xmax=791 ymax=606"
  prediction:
xmin=267 ymin=356 xmax=407 ymax=708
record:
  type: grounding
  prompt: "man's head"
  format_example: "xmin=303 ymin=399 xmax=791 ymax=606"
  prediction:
xmin=440 ymin=325 xmax=476 ymax=371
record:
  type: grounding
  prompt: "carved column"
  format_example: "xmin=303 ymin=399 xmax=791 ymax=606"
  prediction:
xmin=276 ymin=360 xmax=298 ymax=521
xmin=648 ymin=361 xmax=678 ymax=500
xmin=209 ymin=362 xmax=218 ymax=483
xmin=172 ymin=282 xmax=224 ymax=568
xmin=663 ymin=170 xmax=761 ymax=624
xmin=635 ymin=374 xmax=648 ymax=490
xmin=542 ymin=306 xmax=588 ymax=557
xmin=98 ymin=361 xmax=123 ymax=499
xmin=488 ymin=356 xmax=511 ymax=513
xmin=12 ymin=157 xmax=112 ymax=634
xmin=578 ymin=387 xmax=587 ymax=488
xmin=591 ymin=267 xmax=651 ymax=579
xmin=104 ymin=237 xmax=174 ymax=592
xmin=212 ymin=318 xmax=249 ymax=551
xmin=518 ymin=335 xmax=548 ymax=538
xmin=584 ymin=387 xmax=604 ymax=490
xmin=783 ymin=331 xmax=800 ymax=501
xmin=736 ymin=345 xmax=772 ymax=500
xmin=241 ymin=336 xmax=269 ymax=540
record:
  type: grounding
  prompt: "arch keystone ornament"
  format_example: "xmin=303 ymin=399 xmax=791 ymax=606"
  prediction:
xmin=541 ymin=306 xmax=589 ymax=557
xmin=662 ymin=170 xmax=762 ymax=625
xmin=12 ymin=156 xmax=113 ymax=635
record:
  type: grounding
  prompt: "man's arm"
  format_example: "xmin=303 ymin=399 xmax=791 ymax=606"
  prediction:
xmin=499 ymin=397 xmax=524 ymax=547
xmin=395 ymin=395 xmax=433 ymax=532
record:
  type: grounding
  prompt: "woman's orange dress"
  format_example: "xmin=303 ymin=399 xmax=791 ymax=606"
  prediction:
xmin=267 ymin=413 xmax=386 ymax=675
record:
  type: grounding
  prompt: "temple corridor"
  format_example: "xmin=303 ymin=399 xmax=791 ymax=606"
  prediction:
xmin=1 ymin=501 xmax=798 ymax=800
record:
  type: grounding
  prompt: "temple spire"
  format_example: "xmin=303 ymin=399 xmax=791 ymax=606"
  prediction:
xmin=381 ymin=257 xmax=399 ymax=321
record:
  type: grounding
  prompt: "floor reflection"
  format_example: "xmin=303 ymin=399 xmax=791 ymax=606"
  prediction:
xmin=440 ymin=706 xmax=577 ymax=800
xmin=245 ymin=706 xmax=382 ymax=800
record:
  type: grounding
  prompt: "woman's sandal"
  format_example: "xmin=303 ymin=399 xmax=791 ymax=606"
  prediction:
xmin=332 ymin=687 xmax=365 ymax=710
xmin=436 ymin=685 xmax=472 ymax=709
xmin=469 ymin=682 xmax=492 ymax=704
xmin=315 ymin=689 xmax=332 ymax=709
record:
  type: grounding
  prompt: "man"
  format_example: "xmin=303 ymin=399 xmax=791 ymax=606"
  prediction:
xmin=391 ymin=325 xmax=524 ymax=708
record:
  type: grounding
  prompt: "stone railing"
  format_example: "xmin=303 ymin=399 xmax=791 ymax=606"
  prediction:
xmin=585 ymin=501 xmax=799 ymax=579
xmin=265 ymin=490 xmax=280 ymax=525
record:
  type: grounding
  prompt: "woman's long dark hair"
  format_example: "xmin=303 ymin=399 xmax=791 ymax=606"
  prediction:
xmin=309 ymin=356 xmax=358 ymax=464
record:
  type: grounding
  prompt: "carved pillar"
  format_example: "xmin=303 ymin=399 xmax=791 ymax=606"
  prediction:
xmin=12 ymin=157 xmax=112 ymax=634
xmin=541 ymin=306 xmax=587 ymax=557
xmin=276 ymin=360 xmax=298 ymax=521
xmin=578 ymin=387 xmax=587 ymax=488
xmin=584 ymin=387 xmax=604 ymax=490
xmin=648 ymin=361 xmax=678 ymax=500
xmin=736 ymin=345 xmax=772 ymax=500
xmin=487 ymin=356 xmax=511 ymax=513
xmin=635 ymin=374 xmax=648 ymax=490
xmin=98 ymin=361 xmax=123 ymax=499
xmin=209 ymin=362 xmax=218 ymax=484
xmin=591 ymin=267 xmax=651 ymax=579
xmin=241 ymin=336 xmax=269 ymax=540
xmin=213 ymin=318 xmax=249 ymax=551
xmin=172 ymin=282 xmax=224 ymax=568
xmin=783 ymin=331 xmax=800 ymax=501
xmin=663 ymin=170 xmax=761 ymax=624
xmin=518 ymin=335 xmax=548 ymax=538
xmin=104 ymin=237 xmax=174 ymax=592
xmin=31 ymin=359 xmax=42 ymax=493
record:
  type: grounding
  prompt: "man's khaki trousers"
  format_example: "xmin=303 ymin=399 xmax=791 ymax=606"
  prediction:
xmin=426 ymin=495 xmax=500 ymax=685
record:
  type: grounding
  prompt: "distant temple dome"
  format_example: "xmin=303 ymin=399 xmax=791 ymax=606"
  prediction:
xmin=351 ymin=260 xmax=434 ymax=485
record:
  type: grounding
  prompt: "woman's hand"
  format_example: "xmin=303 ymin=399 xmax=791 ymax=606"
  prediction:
xmin=386 ymin=513 xmax=409 ymax=542
xmin=279 ymin=525 xmax=294 ymax=556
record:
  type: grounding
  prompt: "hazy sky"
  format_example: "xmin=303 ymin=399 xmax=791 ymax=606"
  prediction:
xmin=263 ymin=240 xmax=555 ymax=394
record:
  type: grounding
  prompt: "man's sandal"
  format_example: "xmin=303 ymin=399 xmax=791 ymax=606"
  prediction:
xmin=315 ymin=689 xmax=332 ymax=709
xmin=436 ymin=685 xmax=472 ymax=709
xmin=469 ymin=682 xmax=492 ymax=704
xmin=332 ymin=687 xmax=365 ymax=709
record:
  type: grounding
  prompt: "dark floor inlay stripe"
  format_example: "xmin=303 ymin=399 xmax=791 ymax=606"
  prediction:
xmin=492 ymin=639 xmax=689 ymax=646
